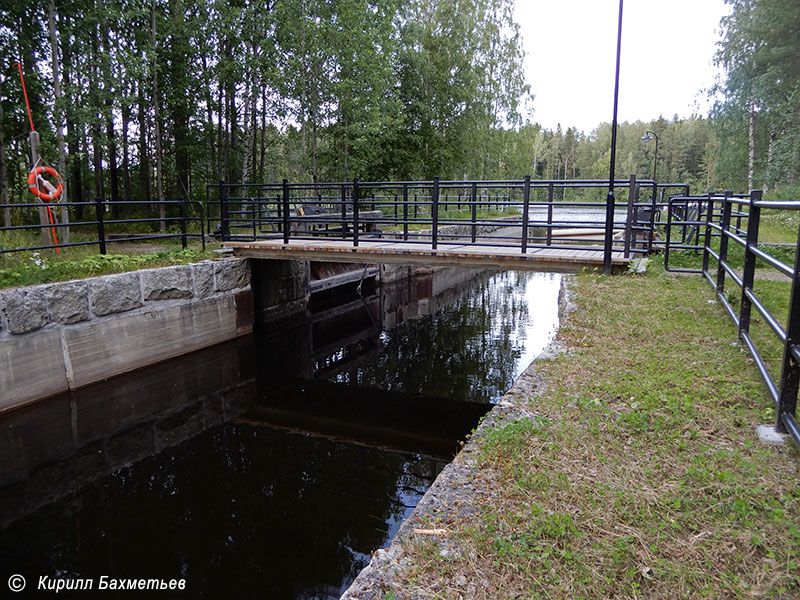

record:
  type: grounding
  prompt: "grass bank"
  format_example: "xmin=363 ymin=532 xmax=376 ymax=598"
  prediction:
xmin=399 ymin=266 xmax=799 ymax=599
xmin=0 ymin=241 xmax=219 ymax=290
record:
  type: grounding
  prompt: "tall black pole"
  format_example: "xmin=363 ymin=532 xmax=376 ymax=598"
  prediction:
xmin=603 ymin=0 xmax=624 ymax=275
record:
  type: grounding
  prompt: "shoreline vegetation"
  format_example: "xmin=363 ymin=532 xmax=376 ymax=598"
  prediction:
xmin=346 ymin=262 xmax=799 ymax=599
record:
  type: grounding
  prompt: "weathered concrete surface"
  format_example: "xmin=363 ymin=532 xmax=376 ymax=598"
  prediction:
xmin=64 ymin=296 xmax=239 ymax=388
xmin=0 ymin=329 xmax=70 ymax=411
xmin=0 ymin=258 xmax=252 ymax=412
xmin=340 ymin=277 xmax=573 ymax=600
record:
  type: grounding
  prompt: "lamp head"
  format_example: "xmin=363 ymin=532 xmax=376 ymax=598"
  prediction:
xmin=641 ymin=133 xmax=653 ymax=142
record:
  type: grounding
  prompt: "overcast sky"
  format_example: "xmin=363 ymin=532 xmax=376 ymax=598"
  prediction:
xmin=513 ymin=0 xmax=731 ymax=133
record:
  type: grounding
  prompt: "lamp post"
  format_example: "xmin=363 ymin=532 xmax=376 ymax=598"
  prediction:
xmin=641 ymin=130 xmax=659 ymax=181
xmin=603 ymin=0 xmax=624 ymax=275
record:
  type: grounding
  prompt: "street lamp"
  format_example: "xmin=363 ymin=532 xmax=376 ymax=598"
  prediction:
xmin=603 ymin=0 xmax=624 ymax=275
xmin=641 ymin=130 xmax=659 ymax=181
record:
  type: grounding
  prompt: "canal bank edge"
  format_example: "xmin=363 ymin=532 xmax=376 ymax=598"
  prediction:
xmin=340 ymin=274 xmax=576 ymax=600
xmin=0 ymin=257 xmax=253 ymax=412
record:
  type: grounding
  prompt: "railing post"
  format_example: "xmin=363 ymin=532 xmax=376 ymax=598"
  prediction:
xmin=431 ymin=177 xmax=439 ymax=250
xmin=649 ymin=183 xmax=659 ymax=252
xmin=282 ymin=179 xmax=290 ymax=244
xmin=715 ymin=191 xmax=733 ymax=294
xmin=521 ymin=175 xmax=531 ymax=253
xmin=179 ymin=197 xmax=188 ymax=249
xmin=403 ymin=184 xmax=409 ymax=241
xmin=199 ymin=201 xmax=206 ymax=251
xmin=665 ymin=196 xmax=674 ymax=270
xmin=701 ymin=194 xmax=714 ymax=277
xmin=95 ymin=197 xmax=106 ymax=255
xmin=219 ymin=180 xmax=230 ymax=241
xmin=776 ymin=214 xmax=800 ymax=434
xmin=602 ymin=180 xmax=616 ymax=275
xmin=739 ymin=190 xmax=762 ymax=337
xmin=470 ymin=182 xmax=478 ymax=244
xmin=352 ymin=178 xmax=360 ymax=247
xmin=546 ymin=183 xmax=554 ymax=246
xmin=341 ymin=184 xmax=347 ymax=240
xmin=624 ymin=174 xmax=636 ymax=258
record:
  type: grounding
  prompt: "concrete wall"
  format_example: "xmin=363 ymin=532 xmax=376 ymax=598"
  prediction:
xmin=0 ymin=257 xmax=253 ymax=412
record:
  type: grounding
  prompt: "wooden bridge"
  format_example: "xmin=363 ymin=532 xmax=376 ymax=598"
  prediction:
xmin=212 ymin=177 xmax=661 ymax=274
xmin=224 ymin=237 xmax=629 ymax=273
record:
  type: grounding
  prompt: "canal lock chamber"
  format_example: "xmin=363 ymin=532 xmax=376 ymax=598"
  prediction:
xmin=0 ymin=262 xmax=562 ymax=599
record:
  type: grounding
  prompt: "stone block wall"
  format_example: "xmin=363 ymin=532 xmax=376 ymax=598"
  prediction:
xmin=0 ymin=258 xmax=252 ymax=412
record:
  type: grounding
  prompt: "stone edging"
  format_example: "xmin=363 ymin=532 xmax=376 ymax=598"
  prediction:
xmin=0 ymin=258 xmax=252 ymax=412
xmin=340 ymin=275 xmax=575 ymax=599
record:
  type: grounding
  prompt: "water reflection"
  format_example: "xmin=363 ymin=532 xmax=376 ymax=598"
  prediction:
xmin=0 ymin=266 xmax=561 ymax=599
xmin=329 ymin=270 xmax=561 ymax=403
xmin=1 ymin=422 xmax=442 ymax=599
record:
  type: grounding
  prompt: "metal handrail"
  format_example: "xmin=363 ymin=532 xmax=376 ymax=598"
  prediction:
xmin=0 ymin=198 xmax=205 ymax=254
xmin=675 ymin=188 xmax=800 ymax=449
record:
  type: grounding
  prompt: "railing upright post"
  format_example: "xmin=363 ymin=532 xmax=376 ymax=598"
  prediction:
xmin=715 ymin=192 xmax=733 ymax=294
xmin=431 ymin=177 xmax=439 ymax=250
xmin=352 ymin=178 xmax=360 ymax=247
xmin=776 ymin=215 xmax=800 ymax=435
xmin=649 ymin=183 xmax=658 ymax=252
xmin=282 ymin=179 xmax=290 ymax=244
xmin=95 ymin=197 xmax=106 ymax=255
xmin=403 ymin=184 xmax=409 ymax=241
xmin=546 ymin=183 xmax=554 ymax=246
xmin=521 ymin=175 xmax=531 ymax=254
xmin=199 ymin=201 xmax=206 ymax=251
xmin=665 ymin=196 xmax=674 ymax=270
xmin=739 ymin=190 xmax=762 ymax=337
xmin=624 ymin=174 xmax=636 ymax=258
xmin=219 ymin=180 xmax=230 ymax=241
xmin=471 ymin=182 xmax=478 ymax=244
xmin=179 ymin=197 xmax=187 ymax=249
xmin=341 ymin=184 xmax=347 ymax=240
xmin=701 ymin=194 xmax=714 ymax=277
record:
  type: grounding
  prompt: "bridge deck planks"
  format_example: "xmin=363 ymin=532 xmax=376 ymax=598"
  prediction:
xmin=224 ymin=238 xmax=629 ymax=273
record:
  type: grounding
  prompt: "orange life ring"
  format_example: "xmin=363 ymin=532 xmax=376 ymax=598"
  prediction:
xmin=27 ymin=165 xmax=64 ymax=202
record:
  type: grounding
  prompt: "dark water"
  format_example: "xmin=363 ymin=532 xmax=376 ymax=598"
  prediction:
xmin=0 ymin=267 xmax=560 ymax=599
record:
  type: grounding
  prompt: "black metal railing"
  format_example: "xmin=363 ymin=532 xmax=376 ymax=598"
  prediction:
xmin=667 ymin=189 xmax=800 ymax=448
xmin=206 ymin=176 xmax=689 ymax=265
xmin=0 ymin=198 xmax=205 ymax=255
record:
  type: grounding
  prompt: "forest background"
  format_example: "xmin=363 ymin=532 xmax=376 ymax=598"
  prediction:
xmin=1 ymin=0 xmax=798 ymax=221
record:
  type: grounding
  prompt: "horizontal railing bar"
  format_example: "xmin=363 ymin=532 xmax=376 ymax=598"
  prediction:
xmin=749 ymin=246 xmax=794 ymax=278
xmin=745 ymin=288 xmax=787 ymax=344
xmin=740 ymin=330 xmax=780 ymax=406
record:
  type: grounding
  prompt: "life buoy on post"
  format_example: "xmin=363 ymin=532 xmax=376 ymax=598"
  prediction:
xmin=27 ymin=165 xmax=64 ymax=202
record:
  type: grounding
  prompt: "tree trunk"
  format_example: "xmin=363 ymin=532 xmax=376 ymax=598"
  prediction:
xmin=151 ymin=6 xmax=166 ymax=231
xmin=121 ymin=99 xmax=132 ymax=203
xmin=137 ymin=80 xmax=152 ymax=204
xmin=765 ymin=122 xmax=776 ymax=194
xmin=91 ymin=23 xmax=104 ymax=204
xmin=62 ymin=19 xmax=84 ymax=218
xmin=0 ymin=101 xmax=8 ymax=229
xmin=48 ymin=0 xmax=70 ymax=242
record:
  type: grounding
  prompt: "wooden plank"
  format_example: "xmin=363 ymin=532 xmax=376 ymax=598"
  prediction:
xmin=224 ymin=238 xmax=630 ymax=274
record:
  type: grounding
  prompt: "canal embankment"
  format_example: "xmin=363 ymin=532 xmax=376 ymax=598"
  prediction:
xmin=0 ymin=257 xmax=252 ymax=411
xmin=342 ymin=265 xmax=800 ymax=599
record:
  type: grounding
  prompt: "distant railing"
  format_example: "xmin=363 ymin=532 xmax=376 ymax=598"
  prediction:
xmin=0 ymin=198 xmax=205 ymax=255
xmin=206 ymin=177 xmax=691 ymax=266
xmin=666 ymin=189 xmax=800 ymax=448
